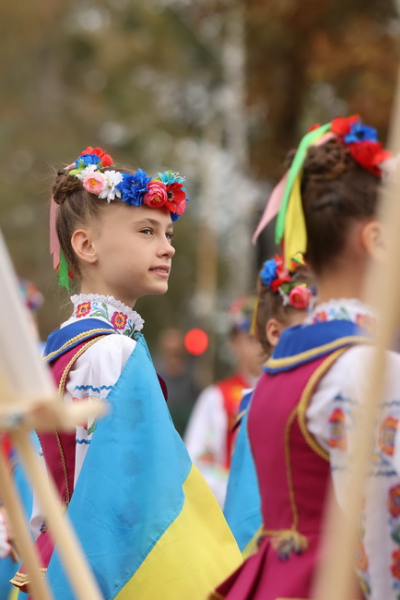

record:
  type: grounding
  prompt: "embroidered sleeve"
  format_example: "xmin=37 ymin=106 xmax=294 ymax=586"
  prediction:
xmin=66 ymin=334 xmax=136 ymax=486
xmin=184 ymin=385 xmax=229 ymax=507
xmin=307 ymin=346 xmax=400 ymax=597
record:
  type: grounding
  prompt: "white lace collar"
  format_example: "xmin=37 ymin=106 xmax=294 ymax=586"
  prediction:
xmin=305 ymin=298 xmax=376 ymax=332
xmin=66 ymin=294 xmax=144 ymax=337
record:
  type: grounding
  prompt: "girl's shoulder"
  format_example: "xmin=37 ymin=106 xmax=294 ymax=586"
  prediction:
xmin=84 ymin=332 xmax=137 ymax=365
xmin=70 ymin=333 xmax=137 ymax=390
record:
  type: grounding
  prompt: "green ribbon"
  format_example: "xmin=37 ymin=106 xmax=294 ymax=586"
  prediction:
xmin=275 ymin=123 xmax=332 ymax=244
xmin=59 ymin=249 xmax=70 ymax=291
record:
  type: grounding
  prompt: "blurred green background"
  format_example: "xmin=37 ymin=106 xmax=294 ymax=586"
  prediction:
xmin=1 ymin=0 xmax=399 ymax=380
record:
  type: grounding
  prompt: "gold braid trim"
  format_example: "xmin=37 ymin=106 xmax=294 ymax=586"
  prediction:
xmin=296 ymin=347 xmax=350 ymax=462
xmin=58 ymin=336 xmax=108 ymax=396
xmin=55 ymin=335 xmax=108 ymax=507
xmin=286 ymin=407 xmax=302 ymax=532
xmin=265 ymin=335 xmax=370 ymax=370
xmin=43 ymin=328 xmax=114 ymax=362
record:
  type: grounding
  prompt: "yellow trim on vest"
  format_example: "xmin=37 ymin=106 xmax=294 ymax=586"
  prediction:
xmin=43 ymin=328 xmax=114 ymax=362
xmin=286 ymin=406 xmax=301 ymax=530
xmin=296 ymin=347 xmax=350 ymax=462
xmin=265 ymin=335 xmax=370 ymax=370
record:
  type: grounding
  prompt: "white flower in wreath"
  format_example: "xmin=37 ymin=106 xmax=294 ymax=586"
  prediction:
xmin=98 ymin=170 xmax=124 ymax=202
xmin=75 ymin=164 xmax=98 ymax=181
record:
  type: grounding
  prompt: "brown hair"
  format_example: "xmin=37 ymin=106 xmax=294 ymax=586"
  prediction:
xmin=255 ymin=266 xmax=313 ymax=355
xmin=294 ymin=139 xmax=381 ymax=275
xmin=52 ymin=166 xmax=131 ymax=279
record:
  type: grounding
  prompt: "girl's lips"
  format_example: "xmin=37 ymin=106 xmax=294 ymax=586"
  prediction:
xmin=150 ymin=266 xmax=170 ymax=279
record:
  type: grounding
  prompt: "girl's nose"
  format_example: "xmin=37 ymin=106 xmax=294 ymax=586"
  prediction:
xmin=158 ymin=238 xmax=176 ymax=258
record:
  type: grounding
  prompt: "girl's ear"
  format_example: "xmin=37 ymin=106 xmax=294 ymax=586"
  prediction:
xmin=71 ymin=228 xmax=98 ymax=265
xmin=360 ymin=220 xmax=385 ymax=262
xmin=265 ymin=318 xmax=285 ymax=348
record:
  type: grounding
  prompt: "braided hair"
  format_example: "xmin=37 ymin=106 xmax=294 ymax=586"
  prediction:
xmin=290 ymin=139 xmax=381 ymax=274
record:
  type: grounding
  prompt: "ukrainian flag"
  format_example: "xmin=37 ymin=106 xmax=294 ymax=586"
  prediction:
xmin=47 ymin=334 xmax=241 ymax=598
xmin=224 ymin=409 xmax=262 ymax=554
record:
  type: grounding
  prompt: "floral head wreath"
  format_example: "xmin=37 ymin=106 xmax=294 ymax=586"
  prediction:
xmin=259 ymin=253 xmax=314 ymax=310
xmin=228 ymin=295 xmax=257 ymax=333
xmin=50 ymin=146 xmax=189 ymax=289
xmin=251 ymin=115 xmax=392 ymax=269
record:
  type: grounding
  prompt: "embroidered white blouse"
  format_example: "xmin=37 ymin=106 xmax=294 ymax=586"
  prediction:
xmin=61 ymin=294 xmax=144 ymax=486
xmin=31 ymin=295 xmax=144 ymax=540
xmin=303 ymin=299 xmax=400 ymax=599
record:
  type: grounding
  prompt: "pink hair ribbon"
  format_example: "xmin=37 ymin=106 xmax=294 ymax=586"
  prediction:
xmin=251 ymin=131 xmax=337 ymax=247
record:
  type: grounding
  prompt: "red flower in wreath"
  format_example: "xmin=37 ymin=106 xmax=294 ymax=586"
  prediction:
xmin=80 ymin=146 xmax=113 ymax=167
xmin=76 ymin=302 xmax=91 ymax=318
xmin=389 ymin=485 xmax=400 ymax=518
xmin=331 ymin=114 xmax=360 ymax=136
xmin=111 ymin=311 xmax=127 ymax=330
xmin=270 ymin=256 xmax=291 ymax=292
xmin=165 ymin=182 xmax=187 ymax=216
xmin=391 ymin=549 xmax=400 ymax=580
xmin=348 ymin=141 xmax=391 ymax=176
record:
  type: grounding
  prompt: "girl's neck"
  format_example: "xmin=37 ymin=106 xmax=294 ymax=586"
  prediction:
xmin=316 ymin=262 xmax=367 ymax=306
xmin=79 ymin=283 xmax=135 ymax=310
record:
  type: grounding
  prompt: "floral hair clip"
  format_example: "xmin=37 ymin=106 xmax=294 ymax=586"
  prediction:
xmin=260 ymin=254 xmax=314 ymax=310
xmin=252 ymin=115 xmax=392 ymax=270
xmin=69 ymin=146 xmax=189 ymax=221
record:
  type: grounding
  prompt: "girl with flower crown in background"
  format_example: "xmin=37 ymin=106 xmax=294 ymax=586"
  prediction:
xmin=11 ymin=147 xmax=241 ymax=599
xmin=224 ymin=254 xmax=315 ymax=556
xmin=211 ymin=116 xmax=400 ymax=600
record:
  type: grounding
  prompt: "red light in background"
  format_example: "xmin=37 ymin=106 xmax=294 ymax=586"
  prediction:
xmin=184 ymin=328 xmax=209 ymax=356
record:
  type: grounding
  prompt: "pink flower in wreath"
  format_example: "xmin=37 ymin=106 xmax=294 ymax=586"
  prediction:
xmin=83 ymin=172 xmax=107 ymax=195
xmin=389 ymin=485 xmax=400 ymax=518
xmin=76 ymin=302 xmax=91 ymax=318
xmin=288 ymin=286 xmax=313 ymax=310
xmin=143 ymin=181 xmax=168 ymax=208
xmin=111 ymin=311 xmax=127 ymax=330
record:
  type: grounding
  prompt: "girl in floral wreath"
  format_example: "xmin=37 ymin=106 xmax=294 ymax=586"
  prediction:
xmin=224 ymin=254 xmax=314 ymax=555
xmin=12 ymin=147 xmax=241 ymax=599
xmin=211 ymin=116 xmax=400 ymax=600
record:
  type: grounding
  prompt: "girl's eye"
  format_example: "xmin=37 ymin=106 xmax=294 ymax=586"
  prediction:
xmin=166 ymin=232 xmax=174 ymax=242
xmin=140 ymin=228 xmax=153 ymax=235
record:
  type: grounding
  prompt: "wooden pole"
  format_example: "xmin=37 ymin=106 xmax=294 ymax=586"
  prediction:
xmin=0 ymin=444 xmax=53 ymax=600
xmin=312 ymin=71 xmax=400 ymax=600
xmin=11 ymin=429 xmax=103 ymax=600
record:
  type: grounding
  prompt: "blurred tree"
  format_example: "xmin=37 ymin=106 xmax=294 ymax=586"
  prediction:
xmin=244 ymin=0 xmax=400 ymax=179
xmin=0 ymin=0 xmax=399 ymax=374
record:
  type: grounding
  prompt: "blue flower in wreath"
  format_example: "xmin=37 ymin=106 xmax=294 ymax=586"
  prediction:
xmin=260 ymin=258 xmax=278 ymax=287
xmin=344 ymin=121 xmax=378 ymax=144
xmin=117 ymin=169 xmax=152 ymax=206
xmin=158 ymin=170 xmax=185 ymax=185
xmin=75 ymin=154 xmax=101 ymax=169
